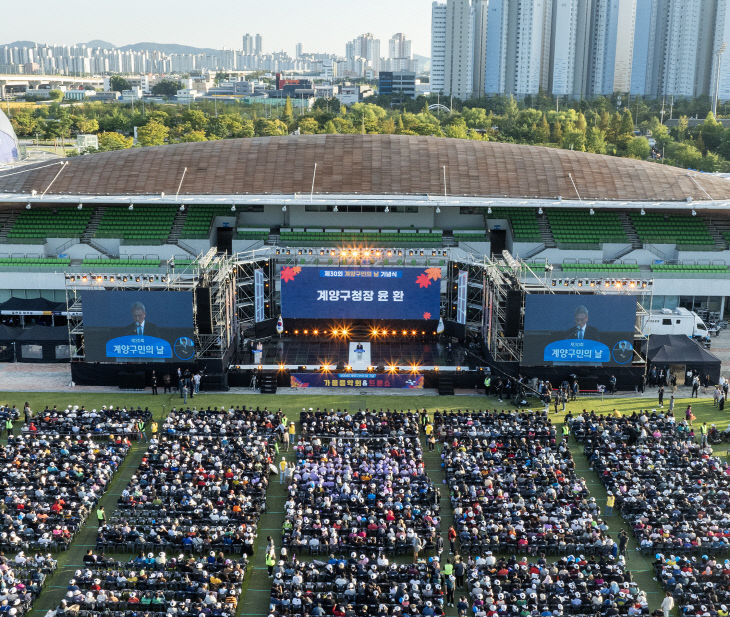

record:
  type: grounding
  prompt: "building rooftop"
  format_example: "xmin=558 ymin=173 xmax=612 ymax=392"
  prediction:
xmin=0 ymin=134 xmax=728 ymax=204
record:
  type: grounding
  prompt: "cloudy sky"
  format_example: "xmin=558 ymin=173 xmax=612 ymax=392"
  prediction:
xmin=2 ymin=0 xmax=432 ymax=56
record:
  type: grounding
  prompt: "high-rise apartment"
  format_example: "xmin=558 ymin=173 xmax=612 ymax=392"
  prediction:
xmin=444 ymin=0 xmax=475 ymax=100
xmin=431 ymin=2 xmax=448 ymax=94
xmin=711 ymin=0 xmax=730 ymax=102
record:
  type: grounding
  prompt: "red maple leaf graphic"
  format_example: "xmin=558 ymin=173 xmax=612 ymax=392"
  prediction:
xmin=423 ymin=312 xmax=432 ymax=320
xmin=425 ymin=267 xmax=442 ymax=281
xmin=415 ymin=273 xmax=431 ymax=288
xmin=280 ymin=266 xmax=300 ymax=283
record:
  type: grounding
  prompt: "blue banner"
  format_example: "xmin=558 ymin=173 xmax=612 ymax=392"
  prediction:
xmin=280 ymin=267 xmax=441 ymax=320
xmin=290 ymin=373 xmax=424 ymax=389
xmin=543 ymin=338 xmax=610 ymax=364
xmin=106 ymin=335 xmax=173 ymax=359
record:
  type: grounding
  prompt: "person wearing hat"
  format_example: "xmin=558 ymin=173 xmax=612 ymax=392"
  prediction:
xmin=287 ymin=422 xmax=296 ymax=451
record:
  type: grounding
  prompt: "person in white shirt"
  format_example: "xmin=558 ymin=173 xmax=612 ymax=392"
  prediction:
xmin=661 ymin=592 xmax=674 ymax=617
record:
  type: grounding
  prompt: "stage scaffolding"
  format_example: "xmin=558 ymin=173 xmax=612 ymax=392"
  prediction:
xmin=65 ymin=248 xmax=238 ymax=363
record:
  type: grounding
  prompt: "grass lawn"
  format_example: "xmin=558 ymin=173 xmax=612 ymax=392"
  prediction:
xmin=3 ymin=387 xmax=725 ymax=617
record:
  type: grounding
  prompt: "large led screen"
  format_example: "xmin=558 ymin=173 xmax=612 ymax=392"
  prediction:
xmin=82 ymin=291 xmax=195 ymax=362
xmin=280 ymin=266 xmax=441 ymax=320
xmin=523 ymin=295 xmax=636 ymax=366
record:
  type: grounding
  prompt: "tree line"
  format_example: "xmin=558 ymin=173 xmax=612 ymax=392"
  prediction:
xmin=7 ymin=93 xmax=730 ymax=172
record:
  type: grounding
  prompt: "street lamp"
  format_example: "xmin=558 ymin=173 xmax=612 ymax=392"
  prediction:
xmin=713 ymin=42 xmax=727 ymax=117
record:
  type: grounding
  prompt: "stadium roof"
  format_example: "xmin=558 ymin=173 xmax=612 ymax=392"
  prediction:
xmin=0 ymin=134 xmax=729 ymax=208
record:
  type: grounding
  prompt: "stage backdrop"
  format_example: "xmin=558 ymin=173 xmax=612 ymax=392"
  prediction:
xmin=81 ymin=290 xmax=195 ymax=362
xmin=280 ymin=266 xmax=441 ymax=320
xmin=522 ymin=295 xmax=636 ymax=367
xmin=290 ymin=372 xmax=424 ymax=389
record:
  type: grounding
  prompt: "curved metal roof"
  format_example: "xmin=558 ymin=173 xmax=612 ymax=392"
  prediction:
xmin=0 ymin=134 xmax=727 ymax=202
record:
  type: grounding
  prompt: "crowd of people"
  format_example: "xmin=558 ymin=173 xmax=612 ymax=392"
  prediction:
xmin=19 ymin=405 xmax=151 ymax=438
xmin=0 ymin=552 xmax=57 ymax=617
xmin=51 ymin=552 xmax=246 ymax=617
xmin=654 ymin=553 xmax=730 ymax=616
xmin=96 ymin=409 xmax=279 ymax=555
xmin=571 ymin=411 xmax=730 ymax=553
xmin=440 ymin=411 xmax=613 ymax=556
xmin=0 ymin=434 xmax=130 ymax=551
xmin=283 ymin=431 xmax=439 ymax=556
xmin=268 ymin=556 xmax=445 ymax=616
xmin=299 ymin=410 xmax=422 ymax=437
xmin=465 ymin=554 xmax=649 ymax=617
xmin=160 ymin=406 xmax=285 ymax=436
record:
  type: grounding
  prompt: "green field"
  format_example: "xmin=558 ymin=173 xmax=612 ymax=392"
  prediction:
xmin=3 ymin=389 xmax=724 ymax=617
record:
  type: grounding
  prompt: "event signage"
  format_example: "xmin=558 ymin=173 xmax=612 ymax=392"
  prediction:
xmin=81 ymin=290 xmax=195 ymax=363
xmin=522 ymin=295 xmax=636 ymax=367
xmin=280 ymin=266 xmax=441 ymax=320
xmin=290 ymin=372 xmax=424 ymax=389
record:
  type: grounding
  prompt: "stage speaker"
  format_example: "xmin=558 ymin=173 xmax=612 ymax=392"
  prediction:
xmin=260 ymin=373 xmax=278 ymax=394
xmin=444 ymin=320 xmax=467 ymax=340
xmin=196 ymin=287 xmax=212 ymax=335
xmin=504 ymin=290 xmax=523 ymax=337
xmin=119 ymin=370 xmax=145 ymax=390
xmin=254 ymin=318 xmax=277 ymax=338
xmin=200 ymin=372 xmax=228 ymax=391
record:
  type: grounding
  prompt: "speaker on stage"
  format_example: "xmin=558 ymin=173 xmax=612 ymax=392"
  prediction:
xmin=196 ymin=287 xmax=213 ymax=335
xmin=254 ymin=318 xmax=278 ymax=338
xmin=200 ymin=372 xmax=228 ymax=391
xmin=504 ymin=290 xmax=523 ymax=337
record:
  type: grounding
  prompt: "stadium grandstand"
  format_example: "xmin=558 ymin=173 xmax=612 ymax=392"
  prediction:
xmin=0 ymin=134 xmax=729 ymax=319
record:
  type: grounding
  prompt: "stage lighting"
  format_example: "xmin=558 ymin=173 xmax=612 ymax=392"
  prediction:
xmin=410 ymin=364 xmax=420 ymax=373
xmin=81 ymin=276 xmax=88 ymax=282
xmin=367 ymin=366 xmax=375 ymax=372
xmin=401 ymin=329 xmax=407 ymax=336
xmin=411 ymin=330 xmax=416 ymax=335
xmin=319 ymin=249 xmax=324 ymax=255
xmin=122 ymin=276 xmax=128 ymax=282
xmin=551 ymin=280 xmax=556 ymax=287
xmin=294 ymin=329 xmax=299 ymax=335
xmin=96 ymin=276 xmax=102 ymax=283
xmin=345 ymin=365 xmax=352 ymax=371
xmin=278 ymin=363 xmax=285 ymax=371
xmin=69 ymin=276 xmax=75 ymax=283
xmin=110 ymin=276 xmax=115 ymax=282
xmin=386 ymin=364 xmax=398 ymax=373
xmin=629 ymin=281 xmax=636 ymax=288
xmin=135 ymin=276 xmax=140 ymax=282
xmin=313 ymin=329 xmax=319 ymax=335
xmin=303 ymin=329 xmax=309 ymax=335
xmin=391 ymin=330 xmax=396 ymax=335
xmin=433 ymin=366 xmax=439 ymax=372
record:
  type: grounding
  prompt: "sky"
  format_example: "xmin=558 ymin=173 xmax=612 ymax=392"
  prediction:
xmin=1 ymin=0 xmax=432 ymax=57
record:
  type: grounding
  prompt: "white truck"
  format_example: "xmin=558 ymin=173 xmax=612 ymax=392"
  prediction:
xmin=641 ymin=307 xmax=709 ymax=338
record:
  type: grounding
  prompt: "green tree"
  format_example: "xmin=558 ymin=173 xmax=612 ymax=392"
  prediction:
xmin=551 ymin=120 xmax=563 ymax=143
xmin=48 ymin=89 xmax=63 ymax=101
xmin=181 ymin=109 xmax=208 ymax=131
xmin=97 ymin=131 xmax=134 ymax=151
xmin=283 ymin=96 xmax=294 ymax=123
xmin=151 ymin=79 xmax=181 ymax=97
xmin=10 ymin=111 xmax=39 ymax=137
xmin=534 ymin=115 xmax=550 ymax=143
xmin=444 ymin=117 xmax=468 ymax=139
xmin=175 ymin=129 xmax=207 ymax=142
xmin=109 ymin=76 xmax=132 ymax=92
xmin=254 ymin=118 xmax=288 ymax=136
xmin=323 ymin=120 xmax=338 ymax=134
xmin=298 ymin=117 xmax=320 ymax=134
xmin=137 ymin=120 xmax=169 ymax=146
xmin=585 ymin=127 xmax=607 ymax=154
xmin=561 ymin=123 xmax=586 ymax=151
xmin=625 ymin=136 xmax=650 ymax=159
xmin=73 ymin=116 xmax=99 ymax=134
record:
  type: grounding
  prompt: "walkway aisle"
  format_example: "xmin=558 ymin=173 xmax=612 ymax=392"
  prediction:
xmin=237 ymin=433 xmax=296 ymax=617
xmin=564 ymin=433 xmax=663 ymax=611
xmin=29 ymin=400 xmax=175 ymax=616
xmin=421 ymin=428 xmax=459 ymax=617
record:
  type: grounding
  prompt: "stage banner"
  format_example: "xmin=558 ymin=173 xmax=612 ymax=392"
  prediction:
xmin=254 ymin=268 xmax=264 ymax=323
xmin=290 ymin=372 xmax=424 ymax=389
xmin=280 ymin=266 xmax=441 ymax=320
xmin=456 ymin=270 xmax=468 ymax=324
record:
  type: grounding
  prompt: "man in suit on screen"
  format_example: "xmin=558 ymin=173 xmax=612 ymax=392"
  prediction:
xmin=564 ymin=304 xmax=600 ymax=341
xmin=125 ymin=301 xmax=161 ymax=338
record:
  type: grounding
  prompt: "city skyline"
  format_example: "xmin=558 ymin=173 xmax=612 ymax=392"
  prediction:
xmin=0 ymin=0 xmax=432 ymax=58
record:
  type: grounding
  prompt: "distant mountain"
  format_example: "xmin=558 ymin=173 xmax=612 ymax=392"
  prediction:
xmin=85 ymin=39 xmax=116 ymax=49
xmin=118 ymin=42 xmax=220 ymax=55
xmin=3 ymin=40 xmax=222 ymax=55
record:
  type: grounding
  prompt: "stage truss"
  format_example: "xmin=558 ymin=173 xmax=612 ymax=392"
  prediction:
xmin=65 ymin=248 xmax=237 ymax=363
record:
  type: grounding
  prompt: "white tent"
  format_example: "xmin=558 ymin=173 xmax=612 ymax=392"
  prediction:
xmin=0 ymin=108 xmax=19 ymax=164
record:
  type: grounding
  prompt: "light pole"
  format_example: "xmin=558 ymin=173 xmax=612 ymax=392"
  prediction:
xmin=713 ymin=42 xmax=727 ymax=117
